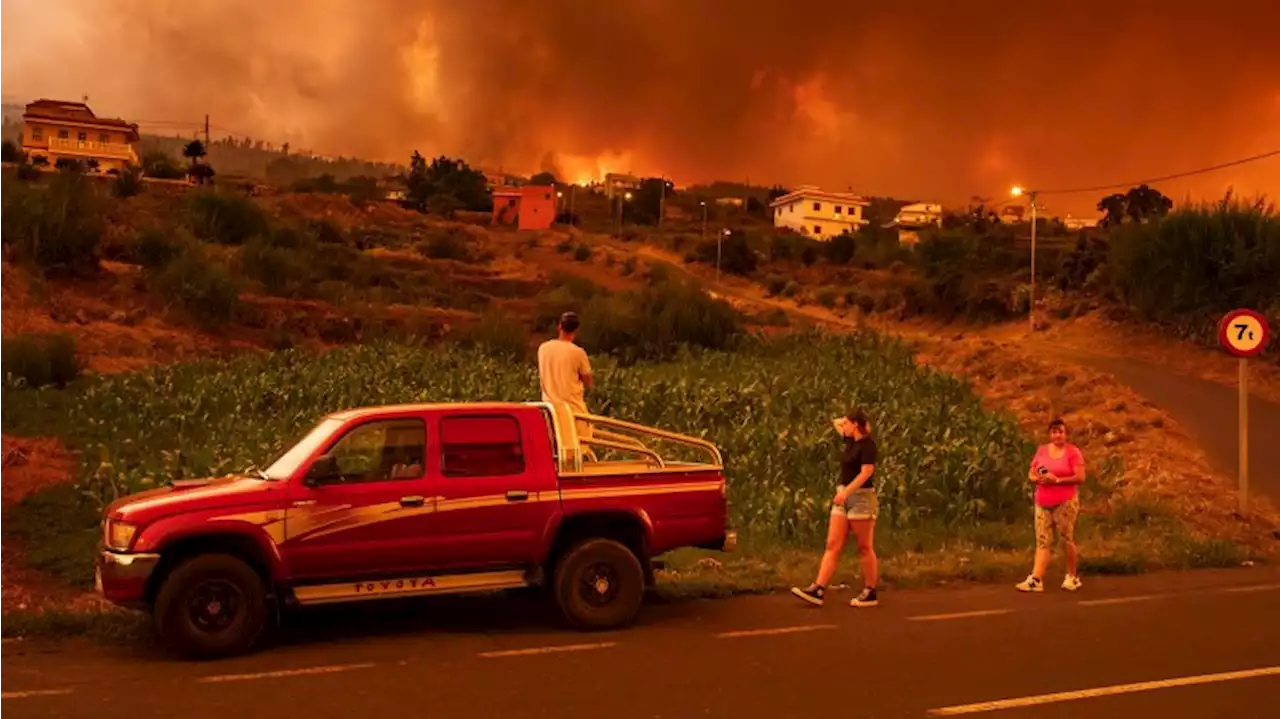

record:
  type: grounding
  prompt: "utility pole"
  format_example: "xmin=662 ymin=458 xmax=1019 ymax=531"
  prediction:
xmin=203 ymin=114 xmax=210 ymax=146
xmin=700 ymin=201 xmax=707 ymax=241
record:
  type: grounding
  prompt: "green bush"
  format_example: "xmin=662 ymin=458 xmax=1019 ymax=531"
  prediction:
xmin=1 ymin=170 xmax=104 ymax=277
xmin=2 ymin=334 xmax=82 ymax=388
xmin=782 ymin=281 xmax=799 ymax=298
xmin=555 ymin=239 xmax=573 ymax=253
xmin=112 ymin=165 xmax=144 ymax=199
xmin=1107 ymin=196 xmax=1280 ymax=321
xmin=765 ymin=274 xmax=788 ymax=296
xmin=134 ymin=229 xmax=193 ymax=269
xmin=620 ymin=257 xmax=637 ymax=276
xmin=694 ymin=230 xmax=758 ymax=276
xmin=154 ymin=249 xmax=241 ymax=326
xmin=188 ymin=191 xmax=270 ymax=246
xmin=573 ymin=245 xmax=592 ymax=262
xmin=417 ymin=227 xmax=474 ymax=261
xmin=578 ymin=278 xmax=744 ymax=363
xmin=459 ymin=310 xmax=530 ymax=361
xmin=816 ymin=287 xmax=839 ymax=308
xmin=823 ymin=233 xmax=857 ymax=264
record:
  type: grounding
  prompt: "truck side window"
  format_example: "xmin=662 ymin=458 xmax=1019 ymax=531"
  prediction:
xmin=320 ymin=418 xmax=426 ymax=483
xmin=439 ymin=415 xmax=525 ymax=478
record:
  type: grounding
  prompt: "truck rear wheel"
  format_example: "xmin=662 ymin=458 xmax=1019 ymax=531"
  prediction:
xmin=153 ymin=554 xmax=268 ymax=659
xmin=553 ymin=538 xmax=645 ymax=631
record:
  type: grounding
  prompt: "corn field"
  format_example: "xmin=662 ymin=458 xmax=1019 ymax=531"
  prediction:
xmin=5 ymin=331 xmax=1033 ymax=546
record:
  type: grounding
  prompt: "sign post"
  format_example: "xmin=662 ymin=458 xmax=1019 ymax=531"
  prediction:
xmin=1217 ymin=309 xmax=1272 ymax=516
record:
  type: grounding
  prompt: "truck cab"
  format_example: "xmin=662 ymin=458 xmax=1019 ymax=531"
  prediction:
xmin=96 ymin=402 xmax=734 ymax=658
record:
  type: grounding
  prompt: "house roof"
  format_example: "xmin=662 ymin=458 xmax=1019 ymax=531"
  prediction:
xmin=769 ymin=186 xmax=869 ymax=208
xmin=23 ymin=99 xmax=140 ymax=139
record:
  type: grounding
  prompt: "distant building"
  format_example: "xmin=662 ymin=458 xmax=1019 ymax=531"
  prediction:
xmin=603 ymin=172 xmax=641 ymax=200
xmin=886 ymin=202 xmax=943 ymax=246
xmin=21 ymin=99 xmax=140 ymax=172
xmin=492 ymin=186 xmax=557 ymax=230
xmin=714 ymin=196 xmax=745 ymax=208
xmin=769 ymin=185 xmax=869 ymax=239
xmin=1063 ymin=215 xmax=1100 ymax=231
xmin=477 ymin=166 xmax=524 ymax=190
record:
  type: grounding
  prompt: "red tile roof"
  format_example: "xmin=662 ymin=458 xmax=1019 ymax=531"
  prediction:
xmin=23 ymin=99 xmax=140 ymax=137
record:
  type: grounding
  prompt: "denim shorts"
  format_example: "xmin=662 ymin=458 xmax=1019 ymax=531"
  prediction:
xmin=831 ymin=488 xmax=879 ymax=520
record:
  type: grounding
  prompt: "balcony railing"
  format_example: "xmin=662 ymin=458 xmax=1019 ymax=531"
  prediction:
xmin=46 ymin=137 xmax=136 ymax=159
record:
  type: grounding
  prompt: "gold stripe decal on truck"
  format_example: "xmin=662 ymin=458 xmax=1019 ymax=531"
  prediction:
xmin=293 ymin=569 xmax=530 ymax=605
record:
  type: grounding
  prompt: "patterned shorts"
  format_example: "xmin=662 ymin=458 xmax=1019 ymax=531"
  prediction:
xmin=832 ymin=488 xmax=879 ymax=521
xmin=1035 ymin=495 xmax=1080 ymax=549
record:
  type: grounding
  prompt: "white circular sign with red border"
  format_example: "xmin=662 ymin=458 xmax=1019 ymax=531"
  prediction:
xmin=1218 ymin=309 xmax=1271 ymax=358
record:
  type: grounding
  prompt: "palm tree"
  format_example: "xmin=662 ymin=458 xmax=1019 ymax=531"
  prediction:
xmin=182 ymin=140 xmax=207 ymax=168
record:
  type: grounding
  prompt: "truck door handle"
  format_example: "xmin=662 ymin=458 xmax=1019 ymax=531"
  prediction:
xmin=506 ymin=490 xmax=530 ymax=502
xmin=399 ymin=495 xmax=426 ymax=508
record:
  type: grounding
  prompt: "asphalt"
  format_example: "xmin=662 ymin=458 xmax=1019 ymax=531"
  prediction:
xmin=4 ymin=567 xmax=1280 ymax=718
xmin=1055 ymin=348 xmax=1280 ymax=505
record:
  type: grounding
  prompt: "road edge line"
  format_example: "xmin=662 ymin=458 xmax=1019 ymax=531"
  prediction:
xmin=196 ymin=662 xmax=377 ymax=683
xmin=478 ymin=642 xmax=617 ymax=658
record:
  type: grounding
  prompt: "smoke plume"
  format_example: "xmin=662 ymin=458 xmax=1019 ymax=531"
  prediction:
xmin=3 ymin=0 xmax=1278 ymax=212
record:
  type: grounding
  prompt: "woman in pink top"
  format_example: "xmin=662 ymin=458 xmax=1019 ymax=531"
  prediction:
xmin=1017 ymin=417 xmax=1086 ymax=593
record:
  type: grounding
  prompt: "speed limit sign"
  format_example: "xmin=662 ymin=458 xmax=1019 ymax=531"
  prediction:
xmin=1218 ymin=309 xmax=1271 ymax=357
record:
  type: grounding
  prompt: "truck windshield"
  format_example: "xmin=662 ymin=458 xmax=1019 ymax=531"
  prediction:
xmin=263 ymin=418 xmax=344 ymax=480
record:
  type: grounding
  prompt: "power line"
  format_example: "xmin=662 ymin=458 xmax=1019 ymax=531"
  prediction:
xmin=1034 ymin=148 xmax=1280 ymax=196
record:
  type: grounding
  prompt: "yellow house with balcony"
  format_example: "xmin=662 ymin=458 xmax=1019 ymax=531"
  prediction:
xmin=21 ymin=99 xmax=140 ymax=172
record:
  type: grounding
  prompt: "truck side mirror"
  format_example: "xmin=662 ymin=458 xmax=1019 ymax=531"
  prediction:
xmin=303 ymin=455 xmax=340 ymax=487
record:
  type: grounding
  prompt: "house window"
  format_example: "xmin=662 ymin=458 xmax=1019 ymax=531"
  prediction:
xmin=309 ymin=418 xmax=426 ymax=484
xmin=57 ymin=129 xmax=69 ymax=139
xmin=507 ymin=199 xmax=517 ymax=208
xmin=789 ymin=204 xmax=794 ymax=213
xmin=813 ymin=225 xmax=823 ymax=235
xmin=812 ymin=202 xmax=821 ymax=212
xmin=77 ymin=131 xmax=87 ymax=142
xmin=31 ymin=127 xmax=43 ymax=141
xmin=544 ymin=193 xmax=551 ymax=201
xmin=98 ymin=133 xmax=109 ymax=143
xmin=835 ymin=206 xmax=843 ymax=214
xmin=440 ymin=415 xmax=526 ymax=478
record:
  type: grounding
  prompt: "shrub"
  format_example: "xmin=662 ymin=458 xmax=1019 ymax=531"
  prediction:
xmin=694 ymin=230 xmax=758 ymax=276
xmin=765 ymin=274 xmax=788 ymax=296
xmin=154 ymin=249 xmax=240 ymax=326
xmin=555 ymin=239 xmax=573 ymax=253
xmin=1107 ymin=196 xmax=1280 ymax=321
xmin=573 ymin=245 xmax=592 ymax=262
xmin=188 ymin=191 xmax=270 ymax=246
xmin=621 ymin=257 xmax=637 ymax=276
xmin=16 ymin=163 xmax=42 ymax=182
xmin=800 ymin=244 xmax=819 ymax=266
xmin=2 ymin=334 xmax=82 ymax=388
xmin=417 ymin=227 xmax=474 ymax=261
xmin=310 ymin=219 xmax=346 ymax=246
xmin=459 ymin=310 xmax=530 ymax=361
xmin=816 ymin=287 xmax=839 ymax=308
xmin=1 ymin=170 xmax=103 ymax=277
xmin=142 ymin=152 xmax=186 ymax=179
xmin=112 ymin=165 xmax=144 ymax=198
xmin=782 ymin=281 xmax=799 ymax=298
xmin=134 ymin=229 xmax=193 ymax=269
xmin=241 ymin=238 xmax=311 ymax=297
xmin=1 ymin=139 xmax=20 ymax=163
xmin=579 ymin=278 xmax=744 ymax=363
xmin=824 ymin=232 xmax=857 ymax=264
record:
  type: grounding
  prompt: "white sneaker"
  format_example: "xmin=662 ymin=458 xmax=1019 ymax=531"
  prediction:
xmin=1016 ymin=575 xmax=1044 ymax=593
xmin=1061 ymin=574 xmax=1083 ymax=592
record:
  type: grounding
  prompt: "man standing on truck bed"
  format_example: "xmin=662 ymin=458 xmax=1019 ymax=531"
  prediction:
xmin=538 ymin=311 xmax=594 ymax=449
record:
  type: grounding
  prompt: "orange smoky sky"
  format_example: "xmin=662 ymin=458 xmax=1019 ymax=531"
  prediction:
xmin=3 ymin=0 xmax=1278 ymax=214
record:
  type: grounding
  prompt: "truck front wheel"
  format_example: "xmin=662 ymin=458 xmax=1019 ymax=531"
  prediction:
xmin=153 ymin=554 xmax=268 ymax=659
xmin=553 ymin=538 xmax=645 ymax=631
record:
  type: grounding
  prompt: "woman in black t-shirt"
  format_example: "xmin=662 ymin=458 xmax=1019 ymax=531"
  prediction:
xmin=791 ymin=409 xmax=880 ymax=608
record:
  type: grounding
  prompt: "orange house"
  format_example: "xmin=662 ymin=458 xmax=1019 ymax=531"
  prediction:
xmin=492 ymin=186 xmax=557 ymax=230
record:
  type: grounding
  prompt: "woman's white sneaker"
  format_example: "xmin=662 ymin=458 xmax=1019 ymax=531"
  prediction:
xmin=1016 ymin=575 xmax=1044 ymax=592
xmin=1061 ymin=574 xmax=1083 ymax=592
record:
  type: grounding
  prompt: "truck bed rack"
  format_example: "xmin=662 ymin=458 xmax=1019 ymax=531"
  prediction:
xmin=530 ymin=402 xmax=723 ymax=476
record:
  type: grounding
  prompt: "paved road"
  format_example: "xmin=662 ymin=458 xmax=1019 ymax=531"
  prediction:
xmin=1055 ymin=348 xmax=1280 ymax=505
xmin=4 ymin=568 xmax=1279 ymax=718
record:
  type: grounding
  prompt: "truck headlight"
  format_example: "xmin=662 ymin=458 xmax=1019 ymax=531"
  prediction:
xmin=105 ymin=520 xmax=138 ymax=552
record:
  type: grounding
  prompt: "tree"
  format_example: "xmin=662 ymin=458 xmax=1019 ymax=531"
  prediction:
xmin=404 ymin=152 xmax=491 ymax=214
xmin=767 ymin=185 xmax=790 ymax=202
xmin=1098 ymin=184 xmax=1173 ymax=227
xmin=625 ymin=177 xmax=671 ymax=226
xmin=1 ymin=140 xmax=20 ymax=163
xmin=142 ymin=151 xmax=186 ymax=179
xmin=54 ymin=157 xmax=85 ymax=173
xmin=112 ymin=165 xmax=144 ymax=198
xmin=85 ymin=158 xmax=101 ymax=173
xmin=182 ymin=140 xmax=207 ymax=167
xmin=31 ymin=155 xmax=49 ymax=167
xmin=823 ymin=232 xmax=857 ymax=264
xmin=529 ymin=171 xmax=557 ymax=187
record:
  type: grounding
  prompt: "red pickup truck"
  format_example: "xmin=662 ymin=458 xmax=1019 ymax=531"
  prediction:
xmin=96 ymin=402 xmax=734 ymax=658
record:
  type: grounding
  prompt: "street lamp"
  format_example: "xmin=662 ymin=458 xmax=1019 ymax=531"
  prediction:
xmin=700 ymin=201 xmax=707 ymax=242
xmin=616 ymin=192 xmax=632 ymax=236
xmin=717 ymin=228 xmax=730 ymax=284
xmin=1012 ymin=185 xmax=1038 ymax=332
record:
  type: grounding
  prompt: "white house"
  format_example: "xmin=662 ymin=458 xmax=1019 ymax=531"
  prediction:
xmin=769 ymin=186 xmax=869 ymax=239
xmin=886 ymin=202 xmax=944 ymax=247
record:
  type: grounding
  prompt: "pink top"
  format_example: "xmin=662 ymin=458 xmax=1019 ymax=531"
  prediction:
xmin=1031 ymin=443 xmax=1084 ymax=507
